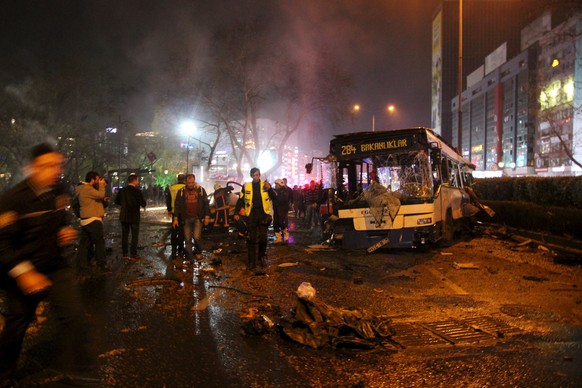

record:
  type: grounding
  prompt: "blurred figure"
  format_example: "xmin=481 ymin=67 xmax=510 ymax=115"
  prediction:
xmin=114 ymin=173 xmax=146 ymax=260
xmin=0 ymin=143 xmax=98 ymax=383
xmin=303 ymin=180 xmax=322 ymax=229
xmin=282 ymin=178 xmax=294 ymax=219
xmin=273 ymin=179 xmax=291 ymax=243
xmin=76 ymin=171 xmax=108 ymax=271
xmin=234 ymin=167 xmax=276 ymax=271
xmin=212 ymin=183 xmax=230 ymax=233
xmin=173 ymin=174 xmax=210 ymax=262
xmin=167 ymin=173 xmax=186 ymax=257
xmin=293 ymin=185 xmax=305 ymax=219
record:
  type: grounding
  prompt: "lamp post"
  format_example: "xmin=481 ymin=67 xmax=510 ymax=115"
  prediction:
xmin=185 ymin=137 xmax=192 ymax=174
xmin=181 ymin=120 xmax=197 ymax=174
xmin=114 ymin=116 xmax=132 ymax=189
xmin=457 ymin=0 xmax=463 ymax=151
xmin=180 ymin=120 xmax=212 ymax=175
xmin=352 ymin=104 xmax=396 ymax=131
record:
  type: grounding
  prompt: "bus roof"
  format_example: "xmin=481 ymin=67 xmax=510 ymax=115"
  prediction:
xmin=330 ymin=127 xmax=474 ymax=168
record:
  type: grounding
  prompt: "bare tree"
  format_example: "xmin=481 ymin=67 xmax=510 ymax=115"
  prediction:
xmin=201 ymin=20 xmax=352 ymax=181
xmin=534 ymin=9 xmax=582 ymax=172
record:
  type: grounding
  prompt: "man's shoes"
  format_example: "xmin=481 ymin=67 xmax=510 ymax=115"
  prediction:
xmin=258 ymin=256 xmax=267 ymax=267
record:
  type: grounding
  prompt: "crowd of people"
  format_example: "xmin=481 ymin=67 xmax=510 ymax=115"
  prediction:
xmin=0 ymin=142 xmax=346 ymax=384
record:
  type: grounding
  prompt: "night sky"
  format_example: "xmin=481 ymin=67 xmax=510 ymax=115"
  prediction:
xmin=1 ymin=0 xmax=442 ymax=143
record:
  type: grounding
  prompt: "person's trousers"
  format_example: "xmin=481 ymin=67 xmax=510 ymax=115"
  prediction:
xmin=183 ymin=217 xmax=203 ymax=260
xmin=77 ymin=220 xmax=105 ymax=268
xmin=0 ymin=268 xmax=94 ymax=375
xmin=170 ymin=216 xmax=184 ymax=255
xmin=247 ymin=211 xmax=269 ymax=269
xmin=273 ymin=209 xmax=289 ymax=234
xmin=121 ymin=222 xmax=140 ymax=257
xmin=305 ymin=203 xmax=319 ymax=227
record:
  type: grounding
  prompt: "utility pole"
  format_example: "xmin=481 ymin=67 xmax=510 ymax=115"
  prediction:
xmin=117 ymin=115 xmax=122 ymax=189
xmin=457 ymin=0 xmax=463 ymax=152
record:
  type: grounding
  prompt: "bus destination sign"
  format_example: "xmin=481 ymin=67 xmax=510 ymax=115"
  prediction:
xmin=333 ymin=134 xmax=416 ymax=158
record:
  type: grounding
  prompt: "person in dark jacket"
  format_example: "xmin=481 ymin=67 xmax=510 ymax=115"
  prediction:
xmin=173 ymin=174 xmax=210 ymax=262
xmin=114 ymin=173 xmax=147 ymax=260
xmin=0 ymin=143 xmax=98 ymax=383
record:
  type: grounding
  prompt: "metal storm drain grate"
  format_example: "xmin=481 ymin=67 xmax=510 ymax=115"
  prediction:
xmin=420 ymin=320 xmax=497 ymax=344
xmin=390 ymin=322 xmax=451 ymax=347
xmin=390 ymin=317 xmax=521 ymax=348
xmin=459 ymin=315 xmax=523 ymax=338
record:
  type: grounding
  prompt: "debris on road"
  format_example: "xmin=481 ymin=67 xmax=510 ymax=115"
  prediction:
xmin=452 ymin=262 xmax=480 ymax=270
xmin=125 ymin=277 xmax=180 ymax=288
xmin=240 ymin=305 xmax=281 ymax=335
xmin=277 ymin=262 xmax=299 ymax=268
xmin=366 ymin=237 xmax=389 ymax=253
xmin=305 ymin=244 xmax=335 ymax=253
xmin=280 ymin=283 xmax=396 ymax=349
xmin=522 ymin=275 xmax=549 ymax=282
xmin=517 ymin=239 xmax=533 ymax=247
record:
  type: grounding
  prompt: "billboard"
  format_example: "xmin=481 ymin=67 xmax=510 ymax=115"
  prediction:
xmin=431 ymin=10 xmax=443 ymax=135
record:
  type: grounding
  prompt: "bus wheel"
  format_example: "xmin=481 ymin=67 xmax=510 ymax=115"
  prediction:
xmin=440 ymin=211 xmax=455 ymax=247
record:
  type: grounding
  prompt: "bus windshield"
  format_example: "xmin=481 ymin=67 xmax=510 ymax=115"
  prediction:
xmin=330 ymin=148 xmax=435 ymax=204
xmin=374 ymin=150 xmax=433 ymax=199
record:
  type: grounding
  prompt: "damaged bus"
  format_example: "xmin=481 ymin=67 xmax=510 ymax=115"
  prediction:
xmin=324 ymin=127 xmax=478 ymax=250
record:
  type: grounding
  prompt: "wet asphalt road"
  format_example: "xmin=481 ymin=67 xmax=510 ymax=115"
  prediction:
xmin=4 ymin=207 xmax=582 ymax=387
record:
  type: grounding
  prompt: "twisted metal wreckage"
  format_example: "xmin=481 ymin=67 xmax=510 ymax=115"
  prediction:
xmin=242 ymin=283 xmax=396 ymax=350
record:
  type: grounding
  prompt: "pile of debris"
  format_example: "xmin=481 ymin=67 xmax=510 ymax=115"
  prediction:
xmin=280 ymin=283 xmax=396 ymax=349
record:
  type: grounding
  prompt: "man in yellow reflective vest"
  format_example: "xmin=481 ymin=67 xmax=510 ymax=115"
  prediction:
xmin=166 ymin=173 xmax=186 ymax=257
xmin=234 ymin=167 xmax=276 ymax=271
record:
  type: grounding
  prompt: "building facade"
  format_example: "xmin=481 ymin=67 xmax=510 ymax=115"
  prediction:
xmin=450 ymin=10 xmax=582 ymax=177
xmin=431 ymin=0 xmax=543 ymax=143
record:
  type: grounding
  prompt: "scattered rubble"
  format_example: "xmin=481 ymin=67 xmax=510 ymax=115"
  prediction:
xmin=522 ymin=275 xmax=549 ymax=282
xmin=452 ymin=262 xmax=480 ymax=270
xmin=277 ymin=262 xmax=299 ymax=268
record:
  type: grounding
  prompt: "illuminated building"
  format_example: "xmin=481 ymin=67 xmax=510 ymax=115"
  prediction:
xmin=450 ymin=10 xmax=582 ymax=177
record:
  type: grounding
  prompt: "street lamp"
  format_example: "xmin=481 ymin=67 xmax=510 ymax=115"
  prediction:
xmin=180 ymin=120 xmax=213 ymax=175
xmin=352 ymin=104 xmax=396 ymax=132
xmin=180 ymin=120 xmax=197 ymax=174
